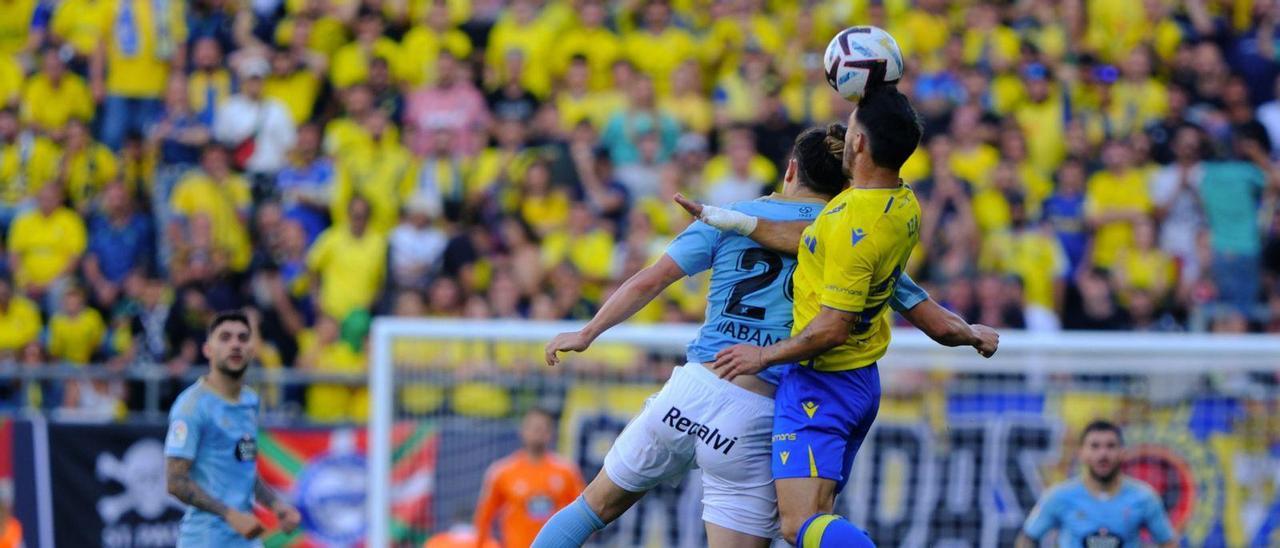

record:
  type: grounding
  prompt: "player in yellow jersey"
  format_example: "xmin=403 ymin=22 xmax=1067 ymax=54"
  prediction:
xmin=679 ymin=87 xmax=997 ymax=547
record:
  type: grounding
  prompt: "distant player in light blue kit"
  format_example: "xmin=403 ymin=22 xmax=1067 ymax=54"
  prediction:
xmin=533 ymin=125 xmax=998 ymax=548
xmin=165 ymin=311 xmax=301 ymax=547
xmin=1017 ymin=420 xmax=1177 ymax=548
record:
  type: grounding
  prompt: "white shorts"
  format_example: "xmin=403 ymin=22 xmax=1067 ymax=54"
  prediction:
xmin=603 ymin=362 xmax=778 ymax=539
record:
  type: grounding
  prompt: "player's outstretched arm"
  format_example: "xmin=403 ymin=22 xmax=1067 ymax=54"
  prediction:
xmin=899 ymin=298 xmax=999 ymax=357
xmin=674 ymin=193 xmax=809 ymax=255
xmin=710 ymin=306 xmax=855 ymax=379
xmin=166 ymin=457 xmax=264 ymax=539
xmin=545 ymin=255 xmax=686 ymax=366
xmin=254 ymin=479 xmax=301 ymax=533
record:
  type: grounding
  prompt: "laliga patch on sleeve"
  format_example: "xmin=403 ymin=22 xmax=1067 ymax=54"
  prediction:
xmin=167 ymin=420 xmax=189 ymax=449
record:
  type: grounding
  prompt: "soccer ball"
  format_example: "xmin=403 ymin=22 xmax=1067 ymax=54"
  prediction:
xmin=823 ymin=26 xmax=904 ymax=101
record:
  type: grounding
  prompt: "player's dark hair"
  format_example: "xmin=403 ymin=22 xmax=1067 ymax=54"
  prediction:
xmin=792 ymin=124 xmax=848 ymax=197
xmin=208 ymin=310 xmax=252 ymax=336
xmin=855 ymin=86 xmax=923 ymax=170
xmin=1080 ymin=419 xmax=1124 ymax=446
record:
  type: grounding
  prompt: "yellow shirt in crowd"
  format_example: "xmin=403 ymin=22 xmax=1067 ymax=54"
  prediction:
xmin=622 ymin=27 xmax=698 ymax=96
xmin=0 ymin=0 xmax=37 ymax=56
xmin=330 ymin=37 xmax=404 ymax=89
xmin=188 ymin=69 xmax=233 ymax=117
xmin=62 ymin=143 xmax=119 ymax=209
xmin=0 ymin=54 xmax=23 ymax=106
xmin=399 ymin=24 xmax=472 ymax=86
xmin=1086 ymin=169 xmax=1152 ymax=268
xmin=49 ymin=308 xmax=107 ymax=364
xmin=264 ymin=70 xmax=322 ymax=124
xmin=330 ymin=139 xmax=415 ymax=234
xmin=100 ymin=0 xmax=188 ymax=98
xmin=552 ymin=27 xmax=620 ymax=91
xmin=51 ymin=0 xmax=110 ymax=56
xmin=0 ymin=296 xmax=40 ymax=354
xmin=0 ymin=137 xmax=61 ymax=203
xmin=307 ymin=226 xmax=388 ymax=321
xmin=8 ymin=206 xmax=88 ymax=286
xmin=169 ymin=172 xmax=253 ymax=271
xmin=21 ymin=73 xmax=94 ymax=133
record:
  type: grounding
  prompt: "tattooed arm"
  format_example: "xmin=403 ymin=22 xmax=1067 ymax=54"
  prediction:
xmin=167 ymin=457 xmax=265 ymax=538
xmin=166 ymin=457 xmax=228 ymax=517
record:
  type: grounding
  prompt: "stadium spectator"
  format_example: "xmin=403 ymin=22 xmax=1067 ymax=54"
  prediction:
xmin=169 ymin=145 xmax=253 ymax=273
xmin=22 ymin=47 xmax=93 ymax=138
xmin=390 ymin=197 xmax=448 ymax=291
xmin=8 ymin=183 xmax=87 ymax=310
xmin=405 ymin=52 xmax=490 ymax=157
xmin=212 ymin=55 xmax=297 ymax=185
xmin=48 ymin=284 xmax=106 ymax=366
xmin=0 ymin=274 xmax=39 ymax=360
xmin=187 ymin=37 xmax=231 ymax=127
xmin=1201 ymin=127 xmax=1278 ymax=316
xmin=263 ymin=44 xmax=325 ymax=126
xmin=93 ymin=0 xmax=188 ymax=151
xmin=400 ymin=0 xmax=473 ymax=89
xmin=58 ymin=118 xmax=118 ymax=212
xmin=0 ymin=108 xmax=60 ymax=229
xmin=307 ymin=196 xmax=387 ymax=323
xmin=474 ymin=408 xmax=584 ymax=548
xmin=1 ymin=0 xmax=1279 ymax=424
xmin=599 ymin=75 xmax=679 ymax=165
xmin=151 ymin=77 xmax=211 ymax=169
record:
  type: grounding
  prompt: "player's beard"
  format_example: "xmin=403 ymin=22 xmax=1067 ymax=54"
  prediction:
xmin=216 ymin=359 xmax=249 ymax=380
xmin=1087 ymin=463 xmax=1120 ymax=484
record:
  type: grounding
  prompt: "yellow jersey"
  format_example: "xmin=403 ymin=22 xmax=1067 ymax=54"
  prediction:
xmin=49 ymin=308 xmax=107 ymax=364
xmin=792 ymin=183 xmax=921 ymax=372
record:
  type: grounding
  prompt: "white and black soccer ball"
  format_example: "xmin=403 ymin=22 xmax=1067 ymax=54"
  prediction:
xmin=823 ymin=26 xmax=904 ymax=102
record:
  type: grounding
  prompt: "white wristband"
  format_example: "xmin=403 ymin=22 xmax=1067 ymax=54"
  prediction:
xmin=700 ymin=205 xmax=759 ymax=235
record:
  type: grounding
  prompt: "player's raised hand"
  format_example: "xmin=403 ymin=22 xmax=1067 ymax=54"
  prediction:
xmin=226 ymin=509 xmax=265 ymax=539
xmin=710 ymin=344 xmax=768 ymax=379
xmin=673 ymin=193 xmax=759 ymax=235
xmin=971 ymin=324 xmax=999 ymax=358
xmin=674 ymin=193 xmax=704 ymax=219
xmin=545 ymin=331 xmax=592 ymax=366
xmin=274 ymin=503 xmax=302 ymax=534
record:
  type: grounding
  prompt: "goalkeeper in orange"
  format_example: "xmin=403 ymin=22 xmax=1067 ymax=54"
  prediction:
xmin=474 ymin=408 xmax=584 ymax=548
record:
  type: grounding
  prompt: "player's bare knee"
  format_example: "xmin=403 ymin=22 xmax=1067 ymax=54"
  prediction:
xmin=582 ymin=473 xmax=640 ymax=524
xmin=779 ymin=514 xmax=806 ymax=545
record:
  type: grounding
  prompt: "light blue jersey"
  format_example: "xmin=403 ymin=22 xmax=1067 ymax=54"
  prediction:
xmin=665 ymin=197 xmax=929 ymax=367
xmin=165 ymin=379 xmax=262 ymax=548
xmin=1023 ymin=477 xmax=1176 ymax=547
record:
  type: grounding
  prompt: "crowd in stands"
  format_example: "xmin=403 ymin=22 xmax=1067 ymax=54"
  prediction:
xmin=0 ymin=0 xmax=1278 ymax=420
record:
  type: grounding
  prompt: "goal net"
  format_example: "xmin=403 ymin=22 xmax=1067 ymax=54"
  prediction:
xmin=367 ymin=319 xmax=1280 ymax=547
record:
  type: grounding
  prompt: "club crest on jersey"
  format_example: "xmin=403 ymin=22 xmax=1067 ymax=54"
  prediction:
xmin=851 ymin=228 xmax=867 ymax=246
xmin=802 ymin=401 xmax=819 ymax=419
xmin=234 ymin=435 xmax=257 ymax=462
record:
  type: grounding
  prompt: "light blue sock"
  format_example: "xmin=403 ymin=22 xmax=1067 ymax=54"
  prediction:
xmin=530 ymin=496 xmax=606 ymax=548
xmin=796 ymin=513 xmax=876 ymax=548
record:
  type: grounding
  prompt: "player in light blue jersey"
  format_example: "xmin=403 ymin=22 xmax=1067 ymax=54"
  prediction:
xmin=1018 ymin=420 xmax=1177 ymax=548
xmin=165 ymin=311 xmax=300 ymax=547
xmin=533 ymin=125 xmax=996 ymax=548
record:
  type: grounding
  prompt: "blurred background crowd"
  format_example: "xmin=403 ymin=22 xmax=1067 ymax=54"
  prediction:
xmin=0 ymin=0 xmax=1279 ymax=420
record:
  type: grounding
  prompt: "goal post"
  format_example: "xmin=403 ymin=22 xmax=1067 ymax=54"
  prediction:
xmin=368 ymin=319 xmax=1280 ymax=547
